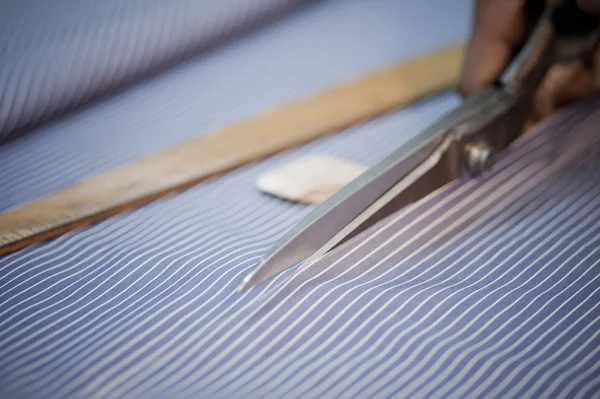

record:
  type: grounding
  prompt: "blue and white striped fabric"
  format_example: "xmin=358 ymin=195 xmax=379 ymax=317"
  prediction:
xmin=0 ymin=0 xmax=470 ymax=211
xmin=0 ymin=96 xmax=459 ymax=399
xmin=4 ymin=0 xmax=600 ymax=398
xmin=246 ymin=100 xmax=600 ymax=399
xmin=3 ymin=96 xmax=600 ymax=399
xmin=0 ymin=0 xmax=316 ymax=141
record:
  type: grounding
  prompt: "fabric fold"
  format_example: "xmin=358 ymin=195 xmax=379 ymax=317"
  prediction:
xmin=0 ymin=0 xmax=315 ymax=142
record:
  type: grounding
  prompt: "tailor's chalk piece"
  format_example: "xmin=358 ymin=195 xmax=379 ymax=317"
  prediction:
xmin=256 ymin=155 xmax=367 ymax=204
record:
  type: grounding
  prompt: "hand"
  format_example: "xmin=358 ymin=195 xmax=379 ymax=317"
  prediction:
xmin=459 ymin=0 xmax=600 ymax=122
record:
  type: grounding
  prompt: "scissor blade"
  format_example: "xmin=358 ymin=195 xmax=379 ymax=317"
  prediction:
xmin=237 ymin=86 xmax=518 ymax=292
xmin=295 ymin=134 xmax=456 ymax=274
xmin=237 ymin=108 xmax=466 ymax=292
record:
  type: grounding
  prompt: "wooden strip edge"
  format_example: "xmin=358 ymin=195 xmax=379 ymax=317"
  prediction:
xmin=0 ymin=43 xmax=466 ymax=255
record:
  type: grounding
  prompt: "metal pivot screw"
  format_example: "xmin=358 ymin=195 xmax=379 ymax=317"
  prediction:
xmin=465 ymin=141 xmax=495 ymax=175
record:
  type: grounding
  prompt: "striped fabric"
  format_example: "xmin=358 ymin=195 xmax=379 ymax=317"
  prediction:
xmin=0 ymin=0 xmax=470 ymax=211
xmin=6 ymin=0 xmax=600 ymax=398
xmin=0 ymin=0 xmax=315 ymax=141
xmin=0 ymin=95 xmax=460 ymax=399
xmin=2 ymin=96 xmax=600 ymax=399
xmin=252 ymin=100 xmax=600 ymax=399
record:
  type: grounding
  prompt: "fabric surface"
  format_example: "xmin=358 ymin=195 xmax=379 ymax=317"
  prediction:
xmin=0 ymin=100 xmax=457 ymax=399
xmin=8 ymin=0 xmax=599 ymax=398
xmin=0 ymin=0 xmax=470 ymax=211
xmin=0 ymin=0 xmax=316 ymax=141
xmin=2 ymin=95 xmax=600 ymax=399
xmin=253 ymin=99 xmax=600 ymax=399
xmin=0 ymin=2 xmax=472 ymax=397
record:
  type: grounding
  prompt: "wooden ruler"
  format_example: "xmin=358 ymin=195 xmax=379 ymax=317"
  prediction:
xmin=0 ymin=44 xmax=465 ymax=256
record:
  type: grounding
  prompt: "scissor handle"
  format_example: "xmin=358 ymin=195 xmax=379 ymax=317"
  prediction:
xmin=501 ymin=0 xmax=597 ymax=95
xmin=449 ymin=0 xmax=599 ymax=177
xmin=501 ymin=0 xmax=598 ymax=94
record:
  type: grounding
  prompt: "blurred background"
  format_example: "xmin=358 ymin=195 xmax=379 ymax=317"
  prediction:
xmin=0 ymin=0 xmax=470 ymax=209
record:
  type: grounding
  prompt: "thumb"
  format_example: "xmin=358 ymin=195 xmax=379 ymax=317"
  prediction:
xmin=531 ymin=60 xmax=594 ymax=121
xmin=459 ymin=0 xmax=526 ymax=97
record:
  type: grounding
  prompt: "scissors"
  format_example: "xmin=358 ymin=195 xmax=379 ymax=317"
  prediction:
xmin=238 ymin=0 xmax=598 ymax=292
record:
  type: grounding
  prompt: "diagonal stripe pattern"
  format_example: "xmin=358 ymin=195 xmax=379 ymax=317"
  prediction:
xmin=0 ymin=0 xmax=470 ymax=212
xmin=2 ymin=97 xmax=600 ymax=398
xmin=4 ymin=1 xmax=600 ymax=397
xmin=0 ymin=0 xmax=315 ymax=141
xmin=0 ymin=94 xmax=457 ymax=399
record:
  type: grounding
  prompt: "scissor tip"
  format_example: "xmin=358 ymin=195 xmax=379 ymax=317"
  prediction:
xmin=237 ymin=269 xmax=261 ymax=293
xmin=237 ymin=256 xmax=279 ymax=293
xmin=236 ymin=281 xmax=250 ymax=293
xmin=236 ymin=278 xmax=251 ymax=293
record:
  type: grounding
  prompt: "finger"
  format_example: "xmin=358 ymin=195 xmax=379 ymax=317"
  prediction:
xmin=589 ymin=39 xmax=600 ymax=88
xmin=459 ymin=0 xmax=526 ymax=96
xmin=531 ymin=59 xmax=596 ymax=121
xmin=522 ymin=61 xmax=592 ymax=135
